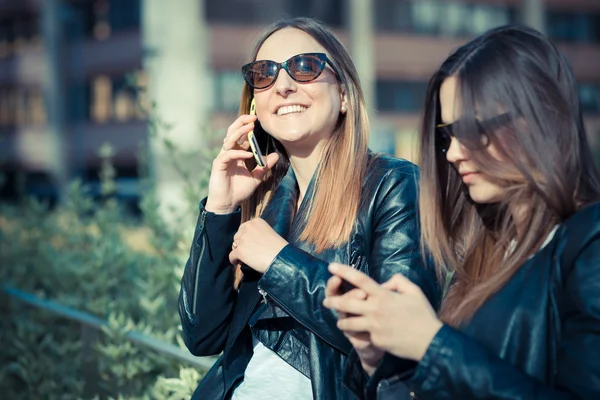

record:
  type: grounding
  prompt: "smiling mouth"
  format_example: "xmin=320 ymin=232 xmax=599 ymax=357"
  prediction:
xmin=276 ymin=105 xmax=308 ymax=116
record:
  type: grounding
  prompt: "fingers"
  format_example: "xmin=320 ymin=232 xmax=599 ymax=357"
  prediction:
xmin=222 ymin=124 xmax=253 ymax=152
xmin=381 ymin=274 xmax=421 ymax=295
xmin=344 ymin=331 xmax=372 ymax=350
xmin=323 ymin=296 xmax=371 ymax=316
xmin=222 ymin=115 xmax=257 ymax=151
xmin=328 ymin=263 xmax=382 ymax=296
xmin=229 ymin=248 xmax=239 ymax=266
xmin=337 ymin=315 xmax=369 ymax=333
xmin=264 ymin=152 xmax=280 ymax=169
xmin=347 ymin=288 xmax=368 ymax=300
xmin=212 ymin=150 xmax=254 ymax=171
xmin=325 ymin=275 xmax=342 ymax=297
xmin=226 ymin=114 xmax=258 ymax=137
xmin=250 ymin=153 xmax=280 ymax=181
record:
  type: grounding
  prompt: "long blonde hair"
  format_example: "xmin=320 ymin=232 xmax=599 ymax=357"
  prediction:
xmin=234 ymin=18 xmax=369 ymax=285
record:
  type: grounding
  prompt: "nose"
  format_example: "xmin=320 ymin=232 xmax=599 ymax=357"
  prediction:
xmin=445 ymin=136 xmax=469 ymax=165
xmin=274 ymin=67 xmax=297 ymax=97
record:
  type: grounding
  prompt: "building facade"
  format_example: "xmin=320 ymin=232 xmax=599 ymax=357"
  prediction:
xmin=1 ymin=0 xmax=599 ymax=200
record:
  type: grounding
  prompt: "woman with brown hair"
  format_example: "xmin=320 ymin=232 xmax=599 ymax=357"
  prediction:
xmin=178 ymin=17 xmax=440 ymax=399
xmin=324 ymin=25 xmax=600 ymax=399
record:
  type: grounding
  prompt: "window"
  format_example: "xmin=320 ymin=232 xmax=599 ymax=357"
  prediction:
xmin=375 ymin=0 xmax=512 ymax=37
xmin=69 ymin=0 xmax=140 ymax=41
xmin=579 ymin=84 xmax=600 ymax=114
xmin=376 ymin=80 xmax=428 ymax=113
xmin=206 ymin=0 xmax=344 ymax=27
xmin=0 ymin=86 xmax=46 ymax=128
xmin=0 ymin=12 xmax=40 ymax=58
xmin=547 ymin=12 xmax=600 ymax=43
xmin=108 ymin=0 xmax=140 ymax=33
xmin=91 ymin=75 xmax=112 ymax=123
xmin=82 ymin=73 xmax=143 ymax=124
xmin=412 ymin=0 xmax=441 ymax=35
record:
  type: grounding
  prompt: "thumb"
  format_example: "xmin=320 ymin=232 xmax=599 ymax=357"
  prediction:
xmin=265 ymin=152 xmax=280 ymax=169
xmin=251 ymin=152 xmax=280 ymax=181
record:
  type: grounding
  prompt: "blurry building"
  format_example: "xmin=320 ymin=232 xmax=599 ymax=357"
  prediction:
xmin=0 ymin=0 xmax=599 ymax=202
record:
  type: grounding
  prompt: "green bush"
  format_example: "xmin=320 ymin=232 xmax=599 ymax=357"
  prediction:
xmin=0 ymin=115 xmax=219 ymax=398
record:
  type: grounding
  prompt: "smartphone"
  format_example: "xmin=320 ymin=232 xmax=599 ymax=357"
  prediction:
xmin=248 ymin=99 xmax=266 ymax=168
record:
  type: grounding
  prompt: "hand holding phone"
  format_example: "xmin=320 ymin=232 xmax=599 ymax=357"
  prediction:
xmin=247 ymin=99 xmax=266 ymax=168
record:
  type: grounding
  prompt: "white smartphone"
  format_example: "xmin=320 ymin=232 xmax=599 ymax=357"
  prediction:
xmin=247 ymin=99 xmax=266 ymax=168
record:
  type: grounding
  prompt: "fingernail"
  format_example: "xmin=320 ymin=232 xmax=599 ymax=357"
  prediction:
xmin=329 ymin=264 xmax=338 ymax=272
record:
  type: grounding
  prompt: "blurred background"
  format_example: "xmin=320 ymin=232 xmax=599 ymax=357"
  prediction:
xmin=1 ymin=0 xmax=599 ymax=213
xmin=1 ymin=1 xmax=600 ymax=398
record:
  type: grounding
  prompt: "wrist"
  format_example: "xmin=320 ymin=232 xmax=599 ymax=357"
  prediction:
xmin=412 ymin=320 xmax=444 ymax=362
xmin=205 ymin=199 xmax=238 ymax=214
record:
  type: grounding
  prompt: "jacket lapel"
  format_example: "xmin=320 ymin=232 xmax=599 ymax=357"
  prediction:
xmin=260 ymin=166 xmax=299 ymax=237
xmin=230 ymin=167 xmax=301 ymax=347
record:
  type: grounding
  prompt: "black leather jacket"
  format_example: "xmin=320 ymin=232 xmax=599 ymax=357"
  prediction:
xmin=179 ymin=154 xmax=441 ymax=399
xmin=345 ymin=202 xmax=600 ymax=399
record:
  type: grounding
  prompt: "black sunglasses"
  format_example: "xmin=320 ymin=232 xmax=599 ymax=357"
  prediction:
xmin=436 ymin=113 xmax=513 ymax=153
xmin=242 ymin=53 xmax=338 ymax=90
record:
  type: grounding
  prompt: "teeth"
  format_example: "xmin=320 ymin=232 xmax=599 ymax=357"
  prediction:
xmin=277 ymin=105 xmax=307 ymax=116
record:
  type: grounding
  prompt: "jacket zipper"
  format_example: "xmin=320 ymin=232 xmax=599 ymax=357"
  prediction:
xmin=257 ymin=283 xmax=347 ymax=354
xmin=192 ymin=210 xmax=207 ymax=314
xmin=252 ymin=247 xmax=362 ymax=354
xmin=258 ymin=288 xmax=268 ymax=303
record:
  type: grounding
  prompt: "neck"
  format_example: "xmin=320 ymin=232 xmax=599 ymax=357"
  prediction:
xmin=286 ymin=138 xmax=328 ymax=201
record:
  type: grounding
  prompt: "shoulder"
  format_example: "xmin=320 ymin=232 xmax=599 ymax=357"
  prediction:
xmin=559 ymin=202 xmax=600 ymax=253
xmin=360 ymin=152 xmax=420 ymax=216
xmin=366 ymin=152 xmax=419 ymax=181
xmin=364 ymin=152 xmax=419 ymax=196
xmin=555 ymin=203 xmax=600 ymax=332
xmin=554 ymin=202 xmax=600 ymax=286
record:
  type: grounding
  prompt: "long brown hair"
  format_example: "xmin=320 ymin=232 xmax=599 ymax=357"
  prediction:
xmin=419 ymin=25 xmax=600 ymax=326
xmin=235 ymin=18 xmax=369 ymax=283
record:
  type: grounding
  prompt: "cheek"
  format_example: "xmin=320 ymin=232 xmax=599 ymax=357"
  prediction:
xmin=327 ymin=88 xmax=342 ymax=111
xmin=253 ymin=92 xmax=270 ymax=118
xmin=486 ymin=140 xmax=508 ymax=162
xmin=307 ymin=84 xmax=341 ymax=110
xmin=469 ymin=180 xmax=508 ymax=204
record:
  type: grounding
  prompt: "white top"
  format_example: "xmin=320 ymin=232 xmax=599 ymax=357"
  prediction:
xmin=506 ymin=225 xmax=559 ymax=258
xmin=231 ymin=335 xmax=313 ymax=400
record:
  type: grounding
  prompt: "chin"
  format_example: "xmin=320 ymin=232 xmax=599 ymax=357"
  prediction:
xmin=271 ymin=131 xmax=308 ymax=145
xmin=467 ymin=185 xmax=506 ymax=205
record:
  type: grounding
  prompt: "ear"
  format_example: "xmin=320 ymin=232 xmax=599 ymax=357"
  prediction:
xmin=339 ymin=88 xmax=348 ymax=114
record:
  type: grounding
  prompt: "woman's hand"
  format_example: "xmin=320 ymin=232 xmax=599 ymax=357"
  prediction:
xmin=205 ymin=115 xmax=279 ymax=214
xmin=229 ymin=218 xmax=289 ymax=273
xmin=325 ymin=274 xmax=384 ymax=376
xmin=323 ymin=263 xmax=443 ymax=362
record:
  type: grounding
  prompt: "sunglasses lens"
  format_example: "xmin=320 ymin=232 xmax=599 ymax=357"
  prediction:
xmin=437 ymin=126 xmax=452 ymax=153
xmin=244 ymin=60 xmax=279 ymax=89
xmin=288 ymin=54 xmax=325 ymax=82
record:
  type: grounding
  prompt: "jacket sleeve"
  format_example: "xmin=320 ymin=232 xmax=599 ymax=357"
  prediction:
xmin=404 ymin=236 xmax=600 ymax=400
xmin=178 ymin=198 xmax=240 ymax=356
xmin=258 ymin=164 xmax=442 ymax=355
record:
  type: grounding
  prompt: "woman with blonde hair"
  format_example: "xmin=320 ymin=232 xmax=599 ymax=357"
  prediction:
xmin=178 ymin=17 xmax=440 ymax=400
